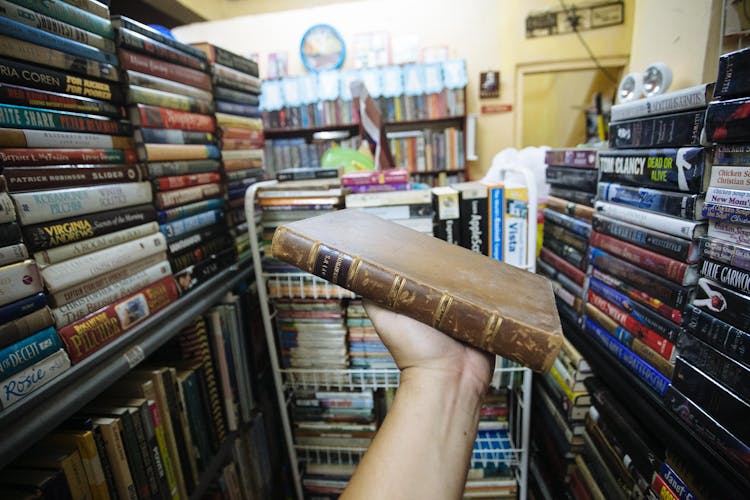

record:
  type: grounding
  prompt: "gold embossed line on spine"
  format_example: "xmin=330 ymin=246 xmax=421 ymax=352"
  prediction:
xmin=386 ymin=275 xmax=405 ymax=308
xmin=432 ymin=293 xmax=453 ymax=329
xmin=305 ymin=240 xmax=322 ymax=273
xmin=345 ymin=256 xmax=362 ymax=288
xmin=481 ymin=313 xmax=503 ymax=351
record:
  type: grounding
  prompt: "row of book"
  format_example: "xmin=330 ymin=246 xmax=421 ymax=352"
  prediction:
xmin=531 ymin=43 xmax=750 ymax=498
xmin=0 ymin=0 xmax=270 ymax=419
xmin=0 ymin=292 xmax=272 ymax=500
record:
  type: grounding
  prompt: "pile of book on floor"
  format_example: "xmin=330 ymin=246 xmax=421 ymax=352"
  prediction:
xmin=112 ymin=16 xmax=236 ymax=294
xmin=0 ymin=5 xmax=182 ymax=383
xmin=192 ymin=42 xmax=266 ymax=260
xmin=538 ymin=147 xmax=598 ymax=324
xmin=529 ymin=338 xmax=593 ymax=496
xmin=663 ymin=44 xmax=750 ymax=482
xmin=584 ymin=77 xmax=714 ymax=398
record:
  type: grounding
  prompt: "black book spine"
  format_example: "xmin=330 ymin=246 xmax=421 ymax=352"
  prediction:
xmin=544 ymin=165 xmax=598 ymax=191
xmin=0 ymin=221 xmax=22 ymax=246
xmin=677 ymin=333 xmax=750 ymax=404
xmin=116 ymin=410 xmax=151 ymax=499
xmin=592 ymin=214 xmax=697 ymax=263
xmin=694 ymin=277 xmax=750 ymax=331
xmin=543 ymin=221 xmax=588 ymax=253
xmin=683 ymin=304 xmax=750 ymax=368
xmin=432 ymin=189 xmax=461 ymax=246
xmin=214 ymin=85 xmax=259 ymax=105
xmin=136 ymin=128 xmax=215 ymax=145
xmin=597 ymin=182 xmax=703 ymax=219
xmin=137 ymin=403 xmax=170 ymax=500
xmin=128 ymin=407 xmax=160 ymax=499
xmin=146 ymin=160 xmax=221 ymax=178
xmin=608 ymin=110 xmax=706 ymax=149
xmin=543 ymin=208 xmax=591 ymax=238
xmin=111 ymin=16 xmax=207 ymax=62
xmin=458 ymin=191 xmax=487 ymax=254
xmin=115 ymin=27 xmax=206 ymax=72
xmin=549 ymin=186 xmax=595 ymax=206
xmin=699 ymin=258 xmax=750 ymax=296
xmin=705 ymin=96 xmax=750 ymax=143
xmin=213 ymin=46 xmax=259 ymax=77
xmin=193 ymin=365 xmax=220 ymax=453
xmin=598 ymin=147 xmax=708 ymax=193
xmin=544 ymin=236 xmax=586 ymax=270
xmin=21 ymin=203 xmax=156 ymax=251
xmin=92 ymin=425 xmax=118 ymax=500
xmin=672 ymin=356 xmax=750 ymax=443
xmin=715 ymin=47 xmax=750 ymax=99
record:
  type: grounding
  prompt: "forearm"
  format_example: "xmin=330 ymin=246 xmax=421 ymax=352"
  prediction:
xmin=342 ymin=368 xmax=484 ymax=499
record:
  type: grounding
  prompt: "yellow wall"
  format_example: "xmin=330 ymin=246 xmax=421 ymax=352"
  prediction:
xmin=172 ymin=0 xmax=718 ymax=178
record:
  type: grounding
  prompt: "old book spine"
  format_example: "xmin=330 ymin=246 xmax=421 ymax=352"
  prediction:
xmin=57 ymin=276 xmax=179 ymax=363
xmin=4 ymin=164 xmax=146 ymax=192
xmin=0 ymin=127 xmax=134 ymax=149
xmin=12 ymin=181 xmax=153 ymax=225
xmin=116 ymin=27 xmax=206 ymax=71
xmin=272 ymin=226 xmax=561 ymax=372
xmin=0 ymin=82 xmax=121 ymax=118
xmin=0 ymin=348 xmax=71 ymax=408
xmin=546 ymin=196 xmax=594 ymax=221
xmin=118 ymin=48 xmax=211 ymax=90
xmin=0 ymin=306 xmax=54 ymax=350
xmin=218 ymin=125 xmax=262 ymax=139
xmin=0 ymin=147 xmax=136 ymax=166
xmin=40 ymin=231 xmax=165 ymax=291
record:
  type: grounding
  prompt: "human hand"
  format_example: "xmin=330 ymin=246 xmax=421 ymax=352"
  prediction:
xmin=363 ymin=299 xmax=494 ymax=397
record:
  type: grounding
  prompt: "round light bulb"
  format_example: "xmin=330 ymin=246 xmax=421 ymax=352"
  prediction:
xmin=642 ymin=62 xmax=672 ymax=97
xmin=617 ymin=72 xmax=643 ymax=103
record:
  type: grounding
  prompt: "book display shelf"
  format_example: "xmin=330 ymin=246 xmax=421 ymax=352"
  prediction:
xmin=245 ymin=179 xmax=538 ymax=499
xmin=261 ymin=61 xmax=469 ymax=187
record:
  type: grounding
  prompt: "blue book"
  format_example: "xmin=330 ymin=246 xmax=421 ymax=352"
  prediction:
xmin=0 ymin=326 xmax=61 ymax=379
xmin=215 ymin=100 xmax=261 ymax=117
xmin=157 ymin=198 xmax=224 ymax=223
xmin=160 ymin=209 xmax=223 ymax=243
xmin=0 ymin=293 xmax=46 ymax=324
xmin=0 ymin=16 xmax=117 ymax=66
xmin=584 ymin=318 xmax=670 ymax=396
xmin=659 ymin=462 xmax=696 ymax=500
xmin=488 ymin=184 xmax=504 ymax=261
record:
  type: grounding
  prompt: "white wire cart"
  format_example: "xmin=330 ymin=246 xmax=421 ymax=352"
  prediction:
xmin=245 ymin=179 xmax=535 ymax=499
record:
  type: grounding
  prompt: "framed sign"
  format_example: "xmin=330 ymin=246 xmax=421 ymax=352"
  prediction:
xmin=480 ymin=71 xmax=500 ymax=98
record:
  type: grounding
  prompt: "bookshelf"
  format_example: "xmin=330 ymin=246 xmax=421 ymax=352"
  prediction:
xmin=245 ymin=180 xmax=535 ymax=499
xmin=0 ymin=259 xmax=250 ymax=467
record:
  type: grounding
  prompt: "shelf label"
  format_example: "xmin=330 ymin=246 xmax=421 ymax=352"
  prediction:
xmin=123 ymin=345 xmax=145 ymax=368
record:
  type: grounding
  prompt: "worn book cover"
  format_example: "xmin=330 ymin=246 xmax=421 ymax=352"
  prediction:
xmin=271 ymin=209 xmax=562 ymax=372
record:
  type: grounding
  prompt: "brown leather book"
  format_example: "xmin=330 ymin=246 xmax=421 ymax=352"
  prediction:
xmin=271 ymin=209 xmax=562 ymax=372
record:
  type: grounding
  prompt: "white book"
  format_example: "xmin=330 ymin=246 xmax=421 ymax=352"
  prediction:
xmin=610 ymin=83 xmax=714 ymax=122
xmin=49 ymin=251 xmax=167 ymax=307
xmin=0 ymin=259 xmax=43 ymax=307
xmin=709 ymin=165 xmax=750 ymax=191
xmin=12 ymin=182 xmax=153 ymax=225
xmin=594 ymin=201 xmax=706 ymax=239
xmin=345 ymin=189 xmax=432 ymax=208
xmin=0 ymin=349 xmax=70 ymax=409
xmin=34 ymin=221 xmax=160 ymax=267
xmin=705 ymin=186 xmax=750 ymax=208
xmin=41 ymin=232 xmax=167 ymax=292
xmin=391 ymin=216 xmax=434 ymax=234
xmin=52 ymin=260 xmax=172 ymax=327
xmin=708 ymin=220 xmax=750 ymax=246
xmin=0 ymin=242 xmax=27 ymax=267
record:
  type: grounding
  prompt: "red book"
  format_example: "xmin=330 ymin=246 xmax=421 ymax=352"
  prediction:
xmin=220 ymin=137 xmax=264 ymax=150
xmin=590 ymin=231 xmax=695 ymax=285
xmin=539 ymin=247 xmax=585 ymax=287
xmin=651 ymin=473 xmax=679 ymax=500
xmin=129 ymin=104 xmax=215 ymax=132
xmin=218 ymin=127 xmax=263 ymax=141
xmin=154 ymin=172 xmax=222 ymax=191
xmin=587 ymin=289 xmax=675 ymax=361
xmin=0 ymin=148 xmax=137 ymax=166
xmin=118 ymin=48 xmax=212 ymax=90
xmin=58 ymin=276 xmax=180 ymax=364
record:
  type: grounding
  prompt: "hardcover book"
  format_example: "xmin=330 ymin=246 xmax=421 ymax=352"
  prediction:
xmin=270 ymin=209 xmax=563 ymax=372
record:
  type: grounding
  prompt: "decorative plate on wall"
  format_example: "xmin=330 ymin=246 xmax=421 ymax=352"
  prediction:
xmin=300 ymin=24 xmax=346 ymax=72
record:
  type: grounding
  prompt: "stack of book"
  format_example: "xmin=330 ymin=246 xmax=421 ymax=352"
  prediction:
xmin=583 ymin=79 xmax=715 ymax=401
xmin=663 ymin=45 xmax=750 ymax=481
xmin=346 ymin=300 xmax=396 ymax=370
xmin=0 ymin=5 xmax=182 ymax=375
xmin=530 ymin=339 xmax=594 ymax=495
xmin=191 ymin=42 xmax=266 ymax=260
xmin=538 ymin=148 xmax=598 ymax=324
xmin=345 ymin=189 xmax=434 ymax=235
xmin=112 ymin=16 xmax=233 ymax=294
xmin=265 ymin=136 xmax=362 ymax=175
xmin=387 ymin=127 xmax=465 ymax=177
xmin=341 ymin=167 xmax=410 ymax=194
xmin=293 ymin=389 xmax=376 ymax=496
